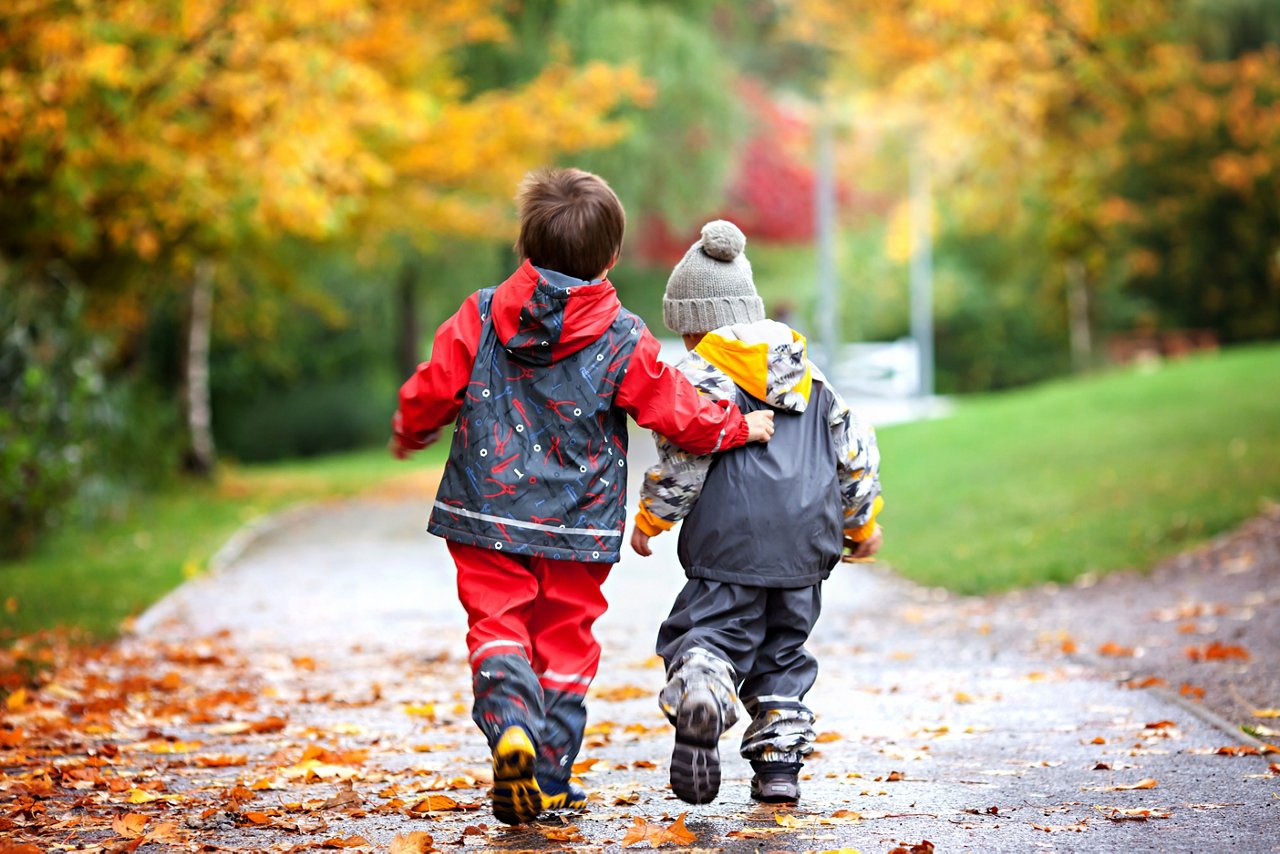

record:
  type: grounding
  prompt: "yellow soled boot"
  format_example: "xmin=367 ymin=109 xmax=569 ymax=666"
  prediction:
xmin=491 ymin=726 xmax=542 ymax=824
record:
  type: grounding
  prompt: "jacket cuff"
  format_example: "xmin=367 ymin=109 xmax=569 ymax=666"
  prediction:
xmin=844 ymin=496 xmax=884 ymax=542
xmin=719 ymin=403 xmax=750 ymax=450
xmin=634 ymin=504 xmax=675 ymax=537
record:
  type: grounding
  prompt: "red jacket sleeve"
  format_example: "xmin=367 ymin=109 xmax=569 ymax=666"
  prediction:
xmin=396 ymin=292 xmax=483 ymax=443
xmin=615 ymin=328 xmax=750 ymax=454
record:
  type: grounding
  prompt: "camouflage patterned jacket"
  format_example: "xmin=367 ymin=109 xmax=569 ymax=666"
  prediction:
xmin=635 ymin=320 xmax=882 ymax=586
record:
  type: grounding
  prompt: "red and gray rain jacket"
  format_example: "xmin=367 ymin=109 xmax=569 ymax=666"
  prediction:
xmin=396 ymin=260 xmax=751 ymax=563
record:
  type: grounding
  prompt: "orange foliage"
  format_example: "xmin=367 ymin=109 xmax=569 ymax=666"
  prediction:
xmin=0 ymin=1 xmax=649 ymax=272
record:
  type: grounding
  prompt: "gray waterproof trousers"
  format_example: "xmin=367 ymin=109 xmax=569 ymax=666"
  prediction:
xmin=656 ymin=578 xmax=821 ymax=766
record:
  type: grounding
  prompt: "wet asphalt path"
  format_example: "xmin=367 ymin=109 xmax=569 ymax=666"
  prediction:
xmin=134 ymin=437 xmax=1279 ymax=852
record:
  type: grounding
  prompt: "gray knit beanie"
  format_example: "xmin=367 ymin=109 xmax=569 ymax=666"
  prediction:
xmin=662 ymin=220 xmax=765 ymax=334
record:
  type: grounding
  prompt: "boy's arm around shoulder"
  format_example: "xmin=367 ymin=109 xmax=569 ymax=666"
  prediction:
xmin=393 ymin=291 xmax=484 ymax=454
xmin=631 ymin=348 xmax=737 ymax=553
xmin=615 ymin=327 xmax=762 ymax=455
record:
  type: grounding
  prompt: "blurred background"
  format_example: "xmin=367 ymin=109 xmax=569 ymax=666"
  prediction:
xmin=3 ymin=0 xmax=1278 ymax=638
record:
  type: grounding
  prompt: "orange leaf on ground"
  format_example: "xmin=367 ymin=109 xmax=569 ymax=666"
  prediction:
xmin=593 ymin=684 xmax=650 ymax=702
xmin=1100 ymin=806 xmax=1172 ymax=820
xmin=408 ymin=794 xmax=463 ymax=812
xmin=1253 ymin=708 xmax=1280 ymax=718
xmin=389 ymin=831 xmax=435 ymax=854
xmin=5 ymin=687 xmax=28 ymax=711
xmin=1105 ymin=778 xmax=1159 ymax=791
xmin=0 ymin=727 xmax=25 ymax=748
xmin=815 ymin=731 xmax=843 ymax=742
xmin=1097 ymin=642 xmax=1135 ymax=657
xmin=1185 ymin=641 xmax=1250 ymax=662
xmin=621 ymin=813 xmax=697 ymax=848
xmin=194 ymin=754 xmax=248 ymax=767
xmin=888 ymin=842 xmax=936 ymax=853
xmin=112 ymin=813 xmax=149 ymax=839
xmin=541 ymin=825 xmax=585 ymax=842
xmin=1180 ymin=683 xmax=1206 ymax=699
xmin=1122 ymin=676 xmax=1166 ymax=689
xmin=320 ymin=836 xmax=371 ymax=848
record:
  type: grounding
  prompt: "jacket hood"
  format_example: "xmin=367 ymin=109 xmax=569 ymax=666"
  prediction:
xmin=694 ymin=319 xmax=812 ymax=412
xmin=491 ymin=260 xmax=622 ymax=366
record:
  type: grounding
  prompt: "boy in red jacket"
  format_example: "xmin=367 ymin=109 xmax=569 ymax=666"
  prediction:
xmin=391 ymin=168 xmax=774 ymax=825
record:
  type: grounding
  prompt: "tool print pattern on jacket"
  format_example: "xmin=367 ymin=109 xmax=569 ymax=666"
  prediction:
xmin=398 ymin=261 xmax=752 ymax=563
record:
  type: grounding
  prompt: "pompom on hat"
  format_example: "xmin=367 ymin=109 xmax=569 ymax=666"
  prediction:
xmin=662 ymin=220 xmax=765 ymax=334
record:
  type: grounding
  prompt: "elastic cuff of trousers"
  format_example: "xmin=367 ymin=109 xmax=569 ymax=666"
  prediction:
xmin=751 ymin=760 xmax=803 ymax=775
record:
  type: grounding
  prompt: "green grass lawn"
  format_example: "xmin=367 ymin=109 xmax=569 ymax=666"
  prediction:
xmin=876 ymin=343 xmax=1280 ymax=593
xmin=0 ymin=443 xmax=448 ymax=642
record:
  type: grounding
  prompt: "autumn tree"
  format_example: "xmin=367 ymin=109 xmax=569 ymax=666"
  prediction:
xmin=786 ymin=0 xmax=1280 ymax=368
xmin=0 ymin=0 xmax=647 ymax=550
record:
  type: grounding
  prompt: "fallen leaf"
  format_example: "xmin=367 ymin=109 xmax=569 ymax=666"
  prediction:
xmin=885 ymin=770 xmax=905 ymax=782
xmin=389 ymin=831 xmax=435 ymax=853
xmin=1185 ymin=641 xmax=1250 ymax=662
xmin=194 ymin=754 xmax=248 ymax=767
xmin=888 ymin=842 xmax=935 ymax=854
xmin=112 ymin=813 xmax=149 ymax=839
xmin=1253 ymin=708 xmax=1280 ymax=719
xmin=1097 ymin=642 xmax=1135 ymax=657
xmin=1098 ymin=806 xmax=1172 ymax=821
xmin=1090 ymin=778 xmax=1158 ymax=791
xmin=319 ymin=836 xmax=370 ymax=849
xmin=1122 ymin=676 xmax=1166 ymax=689
xmin=5 ymin=687 xmax=27 ymax=712
xmin=1031 ymin=821 xmax=1088 ymax=832
xmin=593 ymin=684 xmax=650 ymax=702
xmin=409 ymin=794 xmax=462 ymax=812
xmin=815 ymin=731 xmax=843 ymax=743
xmin=541 ymin=824 xmax=585 ymax=842
xmin=621 ymin=813 xmax=696 ymax=848
xmin=1180 ymin=683 xmax=1206 ymax=699
xmin=572 ymin=757 xmax=605 ymax=774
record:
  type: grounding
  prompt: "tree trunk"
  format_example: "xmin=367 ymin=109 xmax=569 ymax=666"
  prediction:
xmin=1066 ymin=257 xmax=1093 ymax=373
xmin=184 ymin=259 xmax=217 ymax=476
xmin=397 ymin=261 xmax=421 ymax=378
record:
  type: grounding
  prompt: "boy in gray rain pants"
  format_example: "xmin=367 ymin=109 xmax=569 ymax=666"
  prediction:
xmin=629 ymin=220 xmax=884 ymax=805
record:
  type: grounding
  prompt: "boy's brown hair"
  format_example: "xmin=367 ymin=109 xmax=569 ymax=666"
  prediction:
xmin=515 ymin=167 xmax=625 ymax=281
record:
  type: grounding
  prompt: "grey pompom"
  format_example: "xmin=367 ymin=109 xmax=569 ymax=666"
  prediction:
xmin=699 ymin=220 xmax=746 ymax=261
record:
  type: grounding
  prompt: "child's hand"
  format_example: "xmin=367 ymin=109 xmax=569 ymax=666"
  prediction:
xmin=842 ymin=526 xmax=883 ymax=562
xmin=745 ymin=410 xmax=775 ymax=443
xmin=386 ymin=414 xmax=442 ymax=458
xmin=630 ymin=527 xmax=652 ymax=557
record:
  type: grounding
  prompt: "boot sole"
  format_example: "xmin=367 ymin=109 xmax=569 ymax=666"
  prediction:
xmin=492 ymin=727 xmax=541 ymax=825
xmin=750 ymin=784 xmax=800 ymax=804
xmin=670 ymin=690 xmax=722 ymax=804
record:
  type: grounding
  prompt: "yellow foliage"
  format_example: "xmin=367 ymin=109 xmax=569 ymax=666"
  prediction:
xmin=0 ymin=0 xmax=648 ymax=266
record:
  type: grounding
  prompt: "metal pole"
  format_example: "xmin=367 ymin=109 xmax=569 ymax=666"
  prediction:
xmin=815 ymin=111 xmax=839 ymax=375
xmin=909 ymin=139 xmax=935 ymax=398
